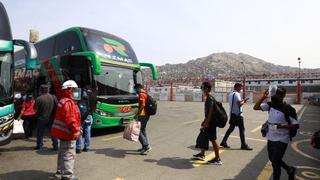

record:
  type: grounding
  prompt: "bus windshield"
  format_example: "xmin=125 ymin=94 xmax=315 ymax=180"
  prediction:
xmin=95 ymin=66 xmax=142 ymax=97
xmin=0 ymin=52 xmax=12 ymax=104
xmin=83 ymin=29 xmax=138 ymax=64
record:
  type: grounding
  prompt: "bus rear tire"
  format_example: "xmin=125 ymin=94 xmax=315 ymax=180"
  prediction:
xmin=0 ymin=129 xmax=13 ymax=146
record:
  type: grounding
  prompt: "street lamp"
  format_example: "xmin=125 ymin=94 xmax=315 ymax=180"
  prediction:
xmin=241 ymin=62 xmax=246 ymax=99
xmin=297 ymin=57 xmax=301 ymax=104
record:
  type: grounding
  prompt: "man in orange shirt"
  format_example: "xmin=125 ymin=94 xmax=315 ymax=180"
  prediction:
xmin=135 ymin=84 xmax=151 ymax=155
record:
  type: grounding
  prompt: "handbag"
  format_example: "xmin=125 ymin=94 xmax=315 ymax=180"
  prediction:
xmin=261 ymin=121 xmax=269 ymax=137
xmin=195 ymin=128 xmax=209 ymax=150
xmin=13 ymin=119 xmax=25 ymax=134
xmin=229 ymin=93 xmax=242 ymax=126
xmin=123 ymin=120 xmax=141 ymax=142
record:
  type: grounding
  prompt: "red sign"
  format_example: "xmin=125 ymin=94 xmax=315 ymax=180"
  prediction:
xmin=118 ymin=106 xmax=132 ymax=113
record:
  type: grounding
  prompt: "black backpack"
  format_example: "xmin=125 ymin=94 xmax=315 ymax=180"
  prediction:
xmin=211 ymin=97 xmax=228 ymax=128
xmin=267 ymin=102 xmax=298 ymax=140
xmin=78 ymin=100 xmax=89 ymax=122
xmin=311 ymin=130 xmax=320 ymax=149
xmin=145 ymin=94 xmax=157 ymax=116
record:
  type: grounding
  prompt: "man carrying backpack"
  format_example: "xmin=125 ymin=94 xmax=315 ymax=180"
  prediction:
xmin=193 ymin=82 xmax=222 ymax=165
xmin=254 ymin=87 xmax=299 ymax=180
xmin=134 ymin=84 xmax=152 ymax=155
xmin=220 ymin=83 xmax=252 ymax=150
xmin=76 ymin=86 xmax=97 ymax=153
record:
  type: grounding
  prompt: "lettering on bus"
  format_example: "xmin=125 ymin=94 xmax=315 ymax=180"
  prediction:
xmin=118 ymin=106 xmax=133 ymax=113
xmin=14 ymin=68 xmax=39 ymax=80
xmin=103 ymin=37 xmax=133 ymax=63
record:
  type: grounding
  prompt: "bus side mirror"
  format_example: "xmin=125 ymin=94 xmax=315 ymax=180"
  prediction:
xmin=13 ymin=39 xmax=37 ymax=69
xmin=72 ymin=51 xmax=101 ymax=75
xmin=139 ymin=62 xmax=158 ymax=80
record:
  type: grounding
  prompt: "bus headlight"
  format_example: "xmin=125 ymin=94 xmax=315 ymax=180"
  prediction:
xmin=95 ymin=109 xmax=111 ymax=117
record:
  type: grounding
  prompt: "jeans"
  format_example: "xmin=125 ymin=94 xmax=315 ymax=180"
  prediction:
xmin=267 ymin=140 xmax=290 ymax=180
xmin=76 ymin=115 xmax=92 ymax=150
xmin=36 ymin=117 xmax=58 ymax=148
xmin=138 ymin=116 xmax=150 ymax=148
xmin=221 ymin=117 xmax=247 ymax=147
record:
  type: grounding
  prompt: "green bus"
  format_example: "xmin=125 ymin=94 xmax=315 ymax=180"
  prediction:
xmin=0 ymin=2 xmax=37 ymax=145
xmin=14 ymin=27 xmax=157 ymax=129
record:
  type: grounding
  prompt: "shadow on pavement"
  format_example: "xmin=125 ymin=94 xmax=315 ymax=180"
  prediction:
xmin=0 ymin=170 xmax=54 ymax=180
xmin=35 ymin=148 xmax=58 ymax=156
xmin=0 ymin=146 xmax=34 ymax=152
xmin=144 ymin=157 xmax=194 ymax=170
xmin=230 ymin=145 xmax=269 ymax=180
xmin=93 ymin=148 xmax=140 ymax=158
xmin=91 ymin=126 xmax=125 ymax=137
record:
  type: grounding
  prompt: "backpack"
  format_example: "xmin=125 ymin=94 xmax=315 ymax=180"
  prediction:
xmin=267 ymin=102 xmax=298 ymax=140
xmin=211 ymin=96 xmax=228 ymax=128
xmin=78 ymin=100 xmax=89 ymax=122
xmin=145 ymin=94 xmax=157 ymax=116
xmin=311 ymin=130 xmax=320 ymax=149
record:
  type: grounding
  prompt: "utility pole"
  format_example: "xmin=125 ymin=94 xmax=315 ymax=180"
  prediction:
xmin=297 ymin=58 xmax=301 ymax=104
xmin=241 ymin=62 xmax=246 ymax=99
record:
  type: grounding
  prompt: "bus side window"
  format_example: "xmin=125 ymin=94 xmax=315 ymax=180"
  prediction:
xmin=55 ymin=31 xmax=82 ymax=56
xmin=35 ymin=38 xmax=55 ymax=60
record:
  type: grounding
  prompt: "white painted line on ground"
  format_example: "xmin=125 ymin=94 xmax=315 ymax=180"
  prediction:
xmin=291 ymin=139 xmax=320 ymax=162
xmin=183 ymin=120 xmax=202 ymax=125
xmin=102 ymin=135 xmax=123 ymax=142
xmin=225 ymin=135 xmax=267 ymax=143
xmin=298 ymin=105 xmax=306 ymax=121
xmin=251 ymin=125 xmax=261 ymax=133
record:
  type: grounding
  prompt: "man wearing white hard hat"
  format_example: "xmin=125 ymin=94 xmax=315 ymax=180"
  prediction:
xmin=51 ymin=80 xmax=81 ymax=180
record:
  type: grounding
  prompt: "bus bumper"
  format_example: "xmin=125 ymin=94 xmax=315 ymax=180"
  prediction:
xmin=92 ymin=113 xmax=135 ymax=129
xmin=0 ymin=114 xmax=14 ymax=146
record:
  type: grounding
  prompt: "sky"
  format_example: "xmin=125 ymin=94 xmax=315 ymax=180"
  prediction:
xmin=2 ymin=0 xmax=320 ymax=69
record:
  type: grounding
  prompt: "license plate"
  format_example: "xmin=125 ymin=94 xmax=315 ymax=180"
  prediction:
xmin=122 ymin=118 xmax=131 ymax=125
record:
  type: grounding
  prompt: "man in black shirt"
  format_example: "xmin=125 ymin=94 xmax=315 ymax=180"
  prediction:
xmin=193 ymin=82 xmax=222 ymax=165
xmin=34 ymin=85 xmax=58 ymax=150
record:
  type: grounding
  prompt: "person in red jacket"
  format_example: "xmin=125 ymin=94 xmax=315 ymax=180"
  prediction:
xmin=51 ymin=80 xmax=81 ymax=180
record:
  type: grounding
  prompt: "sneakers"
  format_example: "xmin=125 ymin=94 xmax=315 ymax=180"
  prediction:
xmin=34 ymin=146 xmax=43 ymax=150
xmin=193 ymin=153 xmax=205 ymax=161
xmin=208 ymin=158 xmax=223 ymax=165
xmin=137 ymin=147 xmax=144 ymax=152
xmin=82 ymin=148 xmax=89 ymax=152
xmin=140 ymin=146 xmax=152 ymax=155
xmin=76 ymin=149 xmax=82 ymax=154
xmin=241 ymin=145 xmax=253 ymax=151
xmin=220 ymin=143 xmax=231 ymax=148
xmin=61 ymin=176 xmax=78 ymax=180
xmin=54 ymin=171 xmax=62 ymax=179
xmin=287 ymin=166 xmax=296 ymax=180
xmin=52 ymin=146 xmax=59 ymax=151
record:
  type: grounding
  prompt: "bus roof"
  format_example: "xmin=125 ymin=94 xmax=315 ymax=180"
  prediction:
xmin=0 ymin=2 xmax=12 ymax=41
xmin=16 ymin=27 xmax=139 ymax=64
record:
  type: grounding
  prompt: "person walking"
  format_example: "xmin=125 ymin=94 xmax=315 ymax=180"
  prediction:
xmin=33 ymin=85 xmax=59 ymax=150
xmin=17 ymin=93 xmax=37 ymax=139
xmin=76 ymin=86 xmax=97 ymax=153
xmin=51 ymin=80 xmax=81 ymax=180
xmin=220 ymin=83 xmax=252 ymax=150
xmin=254 ymin=87 xmax=298 ymax=180
xmin=193 ymin=82 xmax=222 ymax=165
xmin=135 ymin=84 xmax=152 ymax=155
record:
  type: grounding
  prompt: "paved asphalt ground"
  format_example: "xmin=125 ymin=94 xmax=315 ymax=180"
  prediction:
xmin=0 ymin=101 xmax=319 ymax=180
